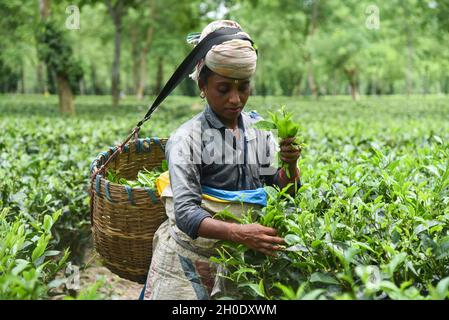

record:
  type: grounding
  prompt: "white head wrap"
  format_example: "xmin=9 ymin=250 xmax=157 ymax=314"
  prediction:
xmin=187 ymin=20 xmax=257 ymax=82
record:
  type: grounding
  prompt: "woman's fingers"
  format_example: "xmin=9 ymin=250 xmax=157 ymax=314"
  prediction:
xmin=280 ymin=152 xmax=300 ymax=160
xmin=259 ymin=225 xmax=277 ymax=236
xmin=261 ymin=234 xmax=285 ymax=244
xmin=253 ymin=235 xmax=285 ymax=255
xmin=280 ymin=145 xmax=301 ymax=158
xmin=280 ymin=156 xmax=300 ymax=164
xmin=259 ymin=243 xmax=284 ymax=256
xmin=279 ymin=138 xmax=302 ymax=166
xmin=279 ymin=137 xmax=296 ymax=145
xmin=234 ymin=224 xmax=286 ymax=256
xmin=280 ymin=144 xmax=300 ymax=152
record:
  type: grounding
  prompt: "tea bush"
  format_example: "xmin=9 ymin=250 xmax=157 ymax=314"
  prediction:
xmin=1 ymin=94 xmax=448 ymax=299
xmin=0 ymin=207 xmax=69 ymax=299
xmin=212 ymin=96 xmax=449 ymax=300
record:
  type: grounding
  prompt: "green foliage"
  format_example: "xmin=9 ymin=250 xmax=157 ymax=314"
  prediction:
xmin=214 ymin=158 xmax=449 ymax=300
xmin=0 ymin=57 xmax=19 ymax=92
xmin=106 ymin=160 xmax=167 ymax=189
xmin=0 ymin=208 xmax=70 ymax=299
xmin=36 ymin=21 xmax=83 ymax=93
xmin=253 ymin=106 xmax=305 ymax=177
xmin=1 ymin=0 xmax=448 ymax=96
xmin=212 ymin=97 xmax=449 ymax=300
xmin=0 ymin=95 xmax=195 ymax=263
xmin=1 ymin=94 xmax=448 ymax=299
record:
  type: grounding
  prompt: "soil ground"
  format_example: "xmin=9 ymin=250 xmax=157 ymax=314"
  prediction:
xmin=77 ymin=246 xmax=144 ymax=300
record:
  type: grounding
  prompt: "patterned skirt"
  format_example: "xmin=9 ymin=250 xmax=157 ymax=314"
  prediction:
xmin=143 ymin=194 xmax=258 ymax=300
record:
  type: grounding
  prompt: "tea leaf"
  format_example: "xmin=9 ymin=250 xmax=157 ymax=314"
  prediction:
xmin=310 ymin=272 xmax=340 ymax=285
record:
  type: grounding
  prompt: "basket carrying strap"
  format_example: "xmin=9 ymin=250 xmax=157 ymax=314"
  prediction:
xmin=137 ymin=27 xmax=256 ymax=127
xmin=91 ymin=27 xmax=255 ymax=177
xmin=90 ymin=27 xmax=256 ymax=225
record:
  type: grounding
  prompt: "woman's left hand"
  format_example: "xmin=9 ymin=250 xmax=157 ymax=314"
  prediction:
xmin=279 ymin=137 xmax=301 ymax=169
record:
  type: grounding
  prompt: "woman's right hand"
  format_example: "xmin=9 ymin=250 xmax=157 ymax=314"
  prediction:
xmin=229 ymin=223 xmax=285 ymax=256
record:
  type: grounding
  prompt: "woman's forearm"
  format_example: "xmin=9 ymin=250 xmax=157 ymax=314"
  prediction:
xmin=197 ymin=217 xmax=285 ymax=256
xmin=197 ymin=216 xmax=235 ymax=241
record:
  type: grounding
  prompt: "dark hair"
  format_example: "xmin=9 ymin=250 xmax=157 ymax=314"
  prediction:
xmin=198 ymin=65 xmax=214 ymax=86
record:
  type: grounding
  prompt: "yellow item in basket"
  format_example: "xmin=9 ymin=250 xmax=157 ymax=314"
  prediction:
xmin=156 ymin=171 xmax=229 ymax=203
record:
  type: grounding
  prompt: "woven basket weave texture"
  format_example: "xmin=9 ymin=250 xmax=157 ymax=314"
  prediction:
xmin=90 ymin=138 xmax=168 ymax=283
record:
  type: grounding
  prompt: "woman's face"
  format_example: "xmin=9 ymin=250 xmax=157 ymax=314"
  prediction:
xmin=200 ymin=73 xmax=251 ymax=127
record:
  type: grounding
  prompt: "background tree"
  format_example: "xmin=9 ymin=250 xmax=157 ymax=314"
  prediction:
xmin=0 ymin=1 xmax=37 ymax=94
xmin=1 ymin=0 xmax=448 ymax=98
xmin=35 ymin=0 xmax=85 ymax=114
xmin=105 ymin=0 xmax=126 ymax=107
xmin=36 ymin=21 xmax=84 ymax=114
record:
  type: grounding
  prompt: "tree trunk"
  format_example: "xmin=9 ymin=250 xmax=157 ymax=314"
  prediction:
xmin=136 ymin=54 xmax=147 ymax=100
xmin=332 ymin=73 xmax=337 ymax=96
xmin=307 ymin=64 xmax=317 ymax=98
xmin=154 ymin=56 xmax=164 ymax=94
xmin=107 ymin=0 xmax=124 ymax=107
xmin=38 ymin=0 xmax=50 ymax=95
xmin=423 ymin=66 xmax=430 ymax=96
xmin=36 ymin=63 xmax=44 ymax=93
xmin=130 ymin=27 xmax=139 ymax=94
xmin=406 ymin=42 xmax=413 ymax=96
xmin=387 ymin=82 xmax=394 ymax=95
xmin=47 ymin=67 xmax=57 ymax=94
xmin=405 ymin=23 xmax=414 ymax=96
xmin=306 ymin=0 xmax=318 ymax=99
xmin=125 ymin=71 xmax=131 ymax=95
xmin=39 ymin=0 xmax=51 ymax=21
xmin=136 ymin=0 xmax=156 ymax=100
xmin=368 ymin=78 xmax=373 ymax=96
xmin=79 ymin=79 xmax=85 ymax=95
xmin=293 ymin=76 xmax=303 ymax=96
xmin=57 ymin=75 xmax=74 ymax=115
xmin=111 ymin=13 xmax=121 ymax=106
xmin=344 ymin=68 xmax=359 ymax=101
xmin=90 ymin=63 xmax=99 ymax=94
xmin=20 ymin=62 xmax=25 ymax=94
xmin=38 ymin=0 xmax=76 ymax=114
xmin=319 ymin=85 xmax=326 ymax=96
xmin=350 ymin=83 xmax=358 ymax=101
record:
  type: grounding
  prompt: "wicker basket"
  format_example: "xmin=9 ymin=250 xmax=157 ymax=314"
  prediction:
xmin=89 ymin=137 xmax=168 ymax=283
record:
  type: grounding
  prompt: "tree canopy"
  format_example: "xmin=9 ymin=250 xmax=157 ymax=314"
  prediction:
xmin=1 ymin=0 xmax=448 ymax=101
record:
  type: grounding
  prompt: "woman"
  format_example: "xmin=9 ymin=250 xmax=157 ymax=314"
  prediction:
xmin=143 ymin=20 xmax=301 ymax=300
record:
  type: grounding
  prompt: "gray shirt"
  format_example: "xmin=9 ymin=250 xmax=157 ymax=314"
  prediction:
xmin=165 ymin=104 xmax=298 ymax=239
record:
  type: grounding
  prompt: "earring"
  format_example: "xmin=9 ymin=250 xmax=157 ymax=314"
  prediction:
xmin=200 ymin=91 xmax=205 ymax=99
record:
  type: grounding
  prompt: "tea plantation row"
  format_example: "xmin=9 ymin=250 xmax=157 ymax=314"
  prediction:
xmin=0 ymin=94 xmax=448 ymax=299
